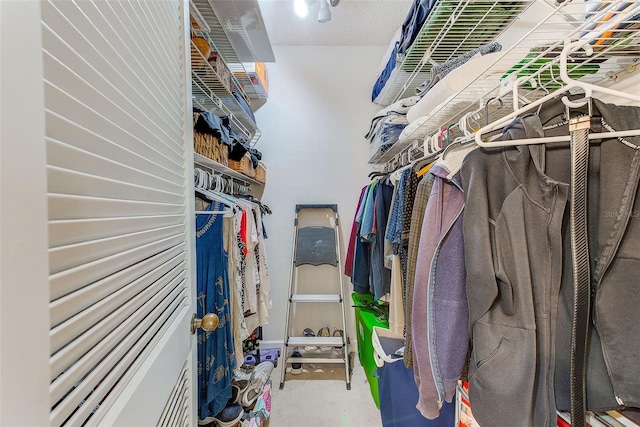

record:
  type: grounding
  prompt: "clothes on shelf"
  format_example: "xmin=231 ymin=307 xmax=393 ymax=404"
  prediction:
xmin=195 ymin=110 xmax=263 ymax=164
xmin=371 ymin=0 xmax=527 ymax=105
xmin=414 ymin=42 xmax=502 ymax=98
xmin=371 ymin=0 xmax=438 ymax=102
xmin=405 ymin=50 xmax=506 ymax=124
xmin=195 ymin=191 xmax=272 ymax=423
xmin=348 ymin=96 xmax=640 ymax=426
xmin=365 ymin=97 xmax=418 ymax=161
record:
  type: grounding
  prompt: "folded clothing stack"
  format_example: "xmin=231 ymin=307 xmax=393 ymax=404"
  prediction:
xmin=194 ymin=110 xmax=262 ymax=165
xmin=366 ymin=96 xmax=419 ymax=158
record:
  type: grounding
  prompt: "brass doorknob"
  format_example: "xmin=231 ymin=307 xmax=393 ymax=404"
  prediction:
xmin=191 ymin=313 xmax=219 ymax=334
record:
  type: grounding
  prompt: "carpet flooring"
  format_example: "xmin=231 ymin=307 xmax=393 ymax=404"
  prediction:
xmin=268 ymin=354 xmax=382 ymax=426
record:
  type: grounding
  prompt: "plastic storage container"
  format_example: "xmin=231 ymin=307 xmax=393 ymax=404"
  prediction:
xmin=352 ymin=292 xmax=389 ymax=408
xmin=244 ymin=348 xmax=280 ymax=367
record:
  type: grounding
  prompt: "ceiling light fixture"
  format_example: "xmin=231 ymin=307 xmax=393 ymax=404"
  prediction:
xmin=317 ymin=0 xmax=331 ymax=23
xmin=293 ymin=0 xmax=339 ymax=23
xmin=294 ymin=0 xmax=308 ymax=18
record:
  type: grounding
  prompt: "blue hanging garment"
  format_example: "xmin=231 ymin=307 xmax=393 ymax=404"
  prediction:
xmin=196 ymin=202 xmax=236 ymax=420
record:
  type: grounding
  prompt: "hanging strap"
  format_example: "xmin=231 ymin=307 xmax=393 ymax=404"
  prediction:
xmin=569 ymin=114 xmax=591 ymax=427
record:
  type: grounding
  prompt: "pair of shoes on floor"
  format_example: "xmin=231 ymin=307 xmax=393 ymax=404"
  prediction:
xmin=232 ymin=361 xmax=274 ymax=408
xmin=318 ymin=326 xmax=334 ymax=351
xmin=198 ymin=405 xmax=243 ymax=427
xmin=230 ymin=364 xmax=254 ymax=405
xmin=303 ymin=326 xmax=332 ymax=351
xmin=302 ymin=328 xmax=316 ymax=351
xmin=333 ymin=328 xmax=345 ymax=357
xmin=290 ymin=347 xmax=303 ymax=375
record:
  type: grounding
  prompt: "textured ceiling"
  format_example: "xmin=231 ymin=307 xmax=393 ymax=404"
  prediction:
xmin=257 ymin=0 xmax=413 ymax=46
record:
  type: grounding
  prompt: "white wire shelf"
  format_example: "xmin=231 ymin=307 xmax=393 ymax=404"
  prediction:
xmin=370 ymin=0 xmax=640 ymax=165
xmin=374 ymin=0 xmax=536 ymax=106
xmin=194 ymin=152 xmax=262 ymax=187
xmin=191 ymin=40 xmax=258 ymax=142
xmin=190 ymin=0 xmax=272 ymax=145
xmin=190 ymin=0 xmax=275 ymax=64
xmin=190 ymin=0 xmax=272 ymax=102
xmin=194 ymin=29 xmax=265 ymax=104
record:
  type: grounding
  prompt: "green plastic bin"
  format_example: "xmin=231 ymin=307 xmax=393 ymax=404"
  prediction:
xmin=352 ymin=292 xmax=389 ymax=409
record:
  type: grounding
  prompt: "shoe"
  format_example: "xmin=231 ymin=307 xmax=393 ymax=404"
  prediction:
xmin=234 ymin=364 xmax=254 ymax=381
xmin=290 ymin=347 xmax=302 ymax=375
xmin=230 ymin=364 xmax=254 ymax=404
xmin=318 ymin=326 xmax=330 ymax=337
xmin=318 ymin=326 xmax=331 ymax=351
xmin=333 ymin=328 xmax=345 ymax=356
xmin=231 ymin=379 xmax=250 ymax=405
xmin=198 ymin=405 xmax=243 ymax=426
xmin=241 ymin=361 xmax=274 ymax=408
xmin=303 ymin=328 xmax=316 ymax=351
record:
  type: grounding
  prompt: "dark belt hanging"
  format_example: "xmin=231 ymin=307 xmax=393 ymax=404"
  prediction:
xmin=569 ymin=112 xmax=592 ymax=427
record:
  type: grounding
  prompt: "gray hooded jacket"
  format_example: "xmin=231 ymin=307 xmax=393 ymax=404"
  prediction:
xmin=460 ymin=98 xmax=640 ymax=427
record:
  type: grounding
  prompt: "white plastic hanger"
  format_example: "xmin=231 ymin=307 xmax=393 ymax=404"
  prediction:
xmin=474 ymin=37 xmax=640 ymax=148
xmin=194 ymin=168 xmax=235 ymax=217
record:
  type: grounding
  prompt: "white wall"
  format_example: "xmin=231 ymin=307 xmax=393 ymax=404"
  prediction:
xmin=255 ymin=45 xmax=386 ymax=345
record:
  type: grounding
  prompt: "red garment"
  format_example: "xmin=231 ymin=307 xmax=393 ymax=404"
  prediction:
xmin=240 ymin=210 xmax=248 ymax=256
xmin=345 ymin=186 xmax=367 ymax=277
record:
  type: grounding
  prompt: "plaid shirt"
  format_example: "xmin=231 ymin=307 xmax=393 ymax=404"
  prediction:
xmin=403 ymin=172 xmax=435 ymax=368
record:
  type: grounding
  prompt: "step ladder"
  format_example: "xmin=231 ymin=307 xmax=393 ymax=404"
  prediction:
xmin=279 ymin=204 xmax=351 ymax=390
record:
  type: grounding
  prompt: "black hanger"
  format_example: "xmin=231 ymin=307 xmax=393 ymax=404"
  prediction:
xmin=368 ymin=171 xmax=390 ymax=180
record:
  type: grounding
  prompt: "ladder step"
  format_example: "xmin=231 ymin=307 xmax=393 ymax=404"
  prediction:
xmin=288 ymin=337 xmax=343 ymax=347
xmin=290 ymin=294 xmax=342 ymax=303
xmin=284 ymin=357 xmax=345 ymax=364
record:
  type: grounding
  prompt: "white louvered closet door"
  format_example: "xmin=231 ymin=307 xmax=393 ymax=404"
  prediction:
xmin=0 ymin=0 xmax=197 ymax=426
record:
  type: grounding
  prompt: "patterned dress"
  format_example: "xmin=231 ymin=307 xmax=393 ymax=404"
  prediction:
xmin=196 ymin=202 xmax=236 ymax=419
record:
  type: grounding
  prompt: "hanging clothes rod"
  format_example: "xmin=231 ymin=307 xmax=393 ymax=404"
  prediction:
xmin=195 ymin=210 xmax=232 ymax=216
xmin=382 ymin=96 xmax=493 ymax=174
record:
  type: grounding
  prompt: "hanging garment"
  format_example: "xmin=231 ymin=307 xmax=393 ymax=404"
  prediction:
xmin=404 ymin=172 xmax=435 ymax=369
xmin=196 ymin=202 xmax=236 ymax=420
xmin=398 ymin=164 xmax=422 ymax=301
xmin=385 ymin=172 xmax=408 ymax=335
xmin=401 ymin=165 xmax=421 ymax=245
xmin=237 ymin=199 xmax=265 ymax=337
xmin=345 ymin=186 xmax=368 ymax=277
xmin=360 ymin=181 xmax=379 ymax=242
xmin=254 ymin=202 xmax=272 ymax=326
xmin=384 ymin=177 xmax=400 ymax=272
xmin=386 ymin=171 xmax=408 ymax=248
xmin=225 ymin=207 xmax=248 ymax=369
xmin=240 ymin=200 xmax=260 ymax=317
xmin=387 ymin=254 xmax=405 ymax=337
xmin=352 ymin=183 xmax=375 ymax=294
xmin=371 ymin=181 xmax=395 ymax=300
xmin=412 ymin=164 xmax=467 ymax=419
xmin=460 ymin=98 xmax=640 ymax=427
